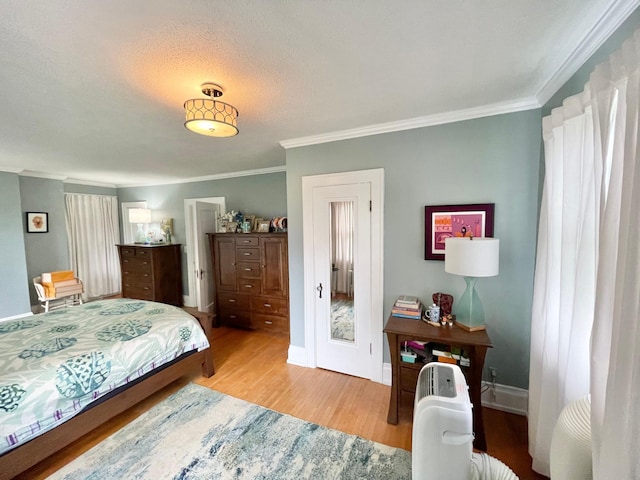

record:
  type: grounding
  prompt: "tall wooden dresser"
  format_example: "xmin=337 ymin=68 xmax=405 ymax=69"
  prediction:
xmin=208 ymin=233 xmax=289 ymax=337
xmin=116 ymin=244 xmax=183 ymax=307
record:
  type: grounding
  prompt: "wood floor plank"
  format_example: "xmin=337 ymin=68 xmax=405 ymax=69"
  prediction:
xmin=16 ymin=325 xmax=547 ymax=480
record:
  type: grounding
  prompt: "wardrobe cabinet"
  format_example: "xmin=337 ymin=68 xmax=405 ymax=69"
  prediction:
xmin=116 ymin=244 xmax=183 ymax=307
xmin=208 ymin=233 xmax=289 ymax=337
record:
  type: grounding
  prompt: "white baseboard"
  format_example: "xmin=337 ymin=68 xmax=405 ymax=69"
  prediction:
xmin=481 ymin=381 xmax=528 ymax=416
xmin=287 ymin=345 xmax=308 ymax=367
xmin=183 ymin=295 xmax=195 ymax=308
xmin=0 ymin=311 xmax=34 ymax=322
xmin=285 ymin=351 xmax=530 ymax=415
xmin=382 ymin=362 xmax=392 ymax=386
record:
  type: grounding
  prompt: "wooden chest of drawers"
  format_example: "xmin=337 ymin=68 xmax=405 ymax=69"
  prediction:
xmin=208 ymin=233 xmax=289 ymax=337
xmin=116 ymin=244 xmax=182 ymax=307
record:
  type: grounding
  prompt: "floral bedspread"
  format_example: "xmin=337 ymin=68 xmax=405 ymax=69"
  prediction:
xmin=0 ymin=299 xmax=209 ymax=455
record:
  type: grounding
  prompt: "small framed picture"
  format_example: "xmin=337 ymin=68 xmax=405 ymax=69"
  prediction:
xmin=244 ymin=215 xmax=256 ymax=231
xmin=26 ymin=212 xmax=48 ymax=233
xmin=257 ymin=220 xmax=271 ymax=232
xmin=253 ymin=217 xmax=264 ymax=231
xmin=226 ymin=221 xmax=238 ymax=233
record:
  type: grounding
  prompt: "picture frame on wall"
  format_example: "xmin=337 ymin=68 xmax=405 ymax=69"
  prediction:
xmin=424 ymin=203 xmax=494 ymax=260
xmin=26 ymin=212 xmax=49 ymax=233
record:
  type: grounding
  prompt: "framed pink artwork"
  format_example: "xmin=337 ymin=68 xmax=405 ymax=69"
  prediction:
xmin=424 ymin=203 xmax=494 ymax=260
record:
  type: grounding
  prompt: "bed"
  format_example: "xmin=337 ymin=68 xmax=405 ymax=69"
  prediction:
xmin=0 ymin=298 xmax=214 ymax=479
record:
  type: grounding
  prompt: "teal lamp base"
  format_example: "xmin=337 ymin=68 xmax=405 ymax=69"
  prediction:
xmin=135 ymin=224 xmax=146 ymax=244
xmin=453 ymin=276 xmax=487 ymax=331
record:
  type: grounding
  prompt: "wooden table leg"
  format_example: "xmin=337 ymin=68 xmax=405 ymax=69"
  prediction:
xmin=470 ymin=345 xmax=488 ymax=451
xmin=386 ymin=332 xmax=399 ymax=424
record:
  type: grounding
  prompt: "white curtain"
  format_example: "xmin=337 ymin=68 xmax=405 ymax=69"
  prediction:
xmin=331 ymin=201 xmax=353 ymax=294
xmin=529 ymin=29 xmax=640 ymax=478
xmin=590 ymin=30 xmax=640 ymax=480
xmin=65 ymin=193 xmax=121 ymax=299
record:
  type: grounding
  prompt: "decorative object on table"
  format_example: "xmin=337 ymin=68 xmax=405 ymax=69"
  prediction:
xmin=183 ymin=82 xmax=239 ymax=138
xmin=26 ymin=212 xmax=48 ymax=233
xmin=445 ymin=236 xmax=499 ymax=331
xmin=432 ymin=292 xmax=454 ymax=316
xmin=243 ymin=214 xmax=256 ymax=231
xmin=271 ymin=216 xmax=288 ymax=232
xmin=252 ymin=217 xmax=263 ymax=232
xmin=128 ymin=208 xmax=151 ymax=243
xmin=257 ymin=220 xmax=271 ymax=232
xmin=424 ymin=203 xmax=494 ymax=260
xmin=392 ymin=295 xmax=423 ymax=319
xmin=160 ymin=218 xmax=173 ymax=244
xmin=241 ymin=220 xmax=252 ymax=233
xmin=426 ymin=303 xmax=440 ymax=323
xmin=226 ymin=221 xmax=238 ymax=233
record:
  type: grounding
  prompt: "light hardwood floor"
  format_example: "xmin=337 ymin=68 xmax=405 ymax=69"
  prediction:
xmin=19 ymin=326 xmax=548 ymax=480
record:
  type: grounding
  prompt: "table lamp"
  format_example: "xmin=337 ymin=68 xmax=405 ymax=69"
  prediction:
xmin=129 ymin=208 xmax=151 ymax=244
xmin=444 ymin=237 xmax=499 ymax=331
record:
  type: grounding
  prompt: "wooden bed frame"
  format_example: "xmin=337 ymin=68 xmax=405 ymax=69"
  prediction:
xmin=0 ymin=315 xmax=215 ymax=480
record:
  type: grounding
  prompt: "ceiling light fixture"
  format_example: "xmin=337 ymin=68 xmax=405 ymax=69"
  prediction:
xmin=184 ymin=83 xmax=239 ymax=137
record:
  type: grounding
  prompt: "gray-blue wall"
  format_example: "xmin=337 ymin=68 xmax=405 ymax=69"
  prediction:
xmin=0 ymin=172 xmax=31 ymax=318
xmin=117 ymin=172 xmax=288 ymax=295
xmin=286 ymin=110 xmax=542 ymax=389
xmin=19 ymin=176 xmax=71 ymax=306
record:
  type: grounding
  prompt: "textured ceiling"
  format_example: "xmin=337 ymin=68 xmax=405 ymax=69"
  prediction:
xmin=0 ymin=0 xmax=637 ymax=186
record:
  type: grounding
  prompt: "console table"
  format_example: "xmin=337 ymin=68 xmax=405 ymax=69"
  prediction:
xmin=384 ymin=315 xmax=493 ymax=451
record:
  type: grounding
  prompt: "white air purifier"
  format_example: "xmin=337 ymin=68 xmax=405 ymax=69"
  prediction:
xmin=412 ymin=362 xmax=474 ymax=480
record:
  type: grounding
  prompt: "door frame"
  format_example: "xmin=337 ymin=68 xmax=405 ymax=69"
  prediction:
xmin=183 ymin=197 xmax=226 ymax=307
xmin=302 ymin=168 xmax=384 ymax=383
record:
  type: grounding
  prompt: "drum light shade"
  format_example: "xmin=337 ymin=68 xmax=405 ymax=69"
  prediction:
xmin=184 ymin=83 xmax=239 ymax=137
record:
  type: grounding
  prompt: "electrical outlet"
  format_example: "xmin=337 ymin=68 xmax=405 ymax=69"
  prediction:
xmin=489 ymin=367 xmax=497 ymax=381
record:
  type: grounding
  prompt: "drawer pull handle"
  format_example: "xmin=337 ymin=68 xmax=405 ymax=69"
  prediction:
xmin=244 ymin=268 xmax=252 ymax=271
xmin=124 ymin=283 xmax=130 ymax=287
xmin=243 ymin=252 xmax=252 ymax=256
xmin=230 ymin=315 xmax=237 ymax=319
xmin=264 ymin=303 xmax=272 ymax=308
xmin=244 ymin=285 xmax=253 ymax=288
xmin=228 ymin=299 xmax=236 ymax=303
xmin=143 ymin=287 xmax=149 ymax=290
xmin=265 ymin=321 xmax=273 ymax=325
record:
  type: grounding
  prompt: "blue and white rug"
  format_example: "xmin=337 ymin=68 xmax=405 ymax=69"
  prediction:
xmin=49 ymin=383 xmax=411 ymax=479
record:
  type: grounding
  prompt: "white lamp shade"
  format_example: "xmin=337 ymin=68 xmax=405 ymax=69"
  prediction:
xmin=445 ymin=237 xmax=499 ymax=277
xmin=129 ymin=208 xmax=151 ymax=224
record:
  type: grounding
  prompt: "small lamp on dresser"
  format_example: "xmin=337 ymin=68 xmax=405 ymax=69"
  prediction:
xmin=129 ymin=208 xmax=151 ymax=244
xmin=444 ymin=236 xmax=499 ymax=331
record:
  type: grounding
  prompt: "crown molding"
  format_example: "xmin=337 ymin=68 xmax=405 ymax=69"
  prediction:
xmin=536 ymin=0 xmax=640 ymax=105
xmin=117 ymin=165 xmax=286 ymax=188
xmin=279 ymin=97 xmax=540 ymax=149
xmin=63 ymin=178 xmax=118 ymax=188
xmin=17 ymin=170 xmax=67 ymax=181
xmin=0 ymin=167 xmax=23 ymax=174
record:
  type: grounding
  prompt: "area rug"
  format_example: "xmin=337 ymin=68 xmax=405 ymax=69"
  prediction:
xmin=49 ymin=383 xmax=411 ymax=479
xmin=331 ymin=299 xmax=355 ymax=342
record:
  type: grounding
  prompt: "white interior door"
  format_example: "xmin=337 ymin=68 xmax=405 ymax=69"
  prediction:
xmin=313 ymin=183 xmax=371 ymax=378
xmin=194 ymin=201 xmax=220 ymax=313
xmin=183 ymin=196 xmax=226 ymax=309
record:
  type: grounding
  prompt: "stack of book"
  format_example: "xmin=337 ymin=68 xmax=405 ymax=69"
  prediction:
xmin=429 ymin=342 xmax=470 ymax=367
xmin=391 ymin=295 xmax=423 ymax=319
xmin=41 ymin=271 xmax=83 ymax=298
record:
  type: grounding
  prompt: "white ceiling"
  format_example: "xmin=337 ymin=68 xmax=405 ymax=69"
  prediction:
xmin=0 ymin=0 xmax=637 ymax=187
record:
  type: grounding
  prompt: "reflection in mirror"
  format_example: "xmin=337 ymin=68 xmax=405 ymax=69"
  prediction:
xmin=330 ymin=201 xmax=355 ymax=343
